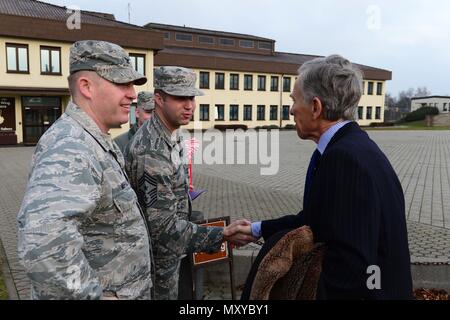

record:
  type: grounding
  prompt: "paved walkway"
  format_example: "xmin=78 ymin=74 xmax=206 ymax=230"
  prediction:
xmin=0 ymin=130 xmax=449 ymax=299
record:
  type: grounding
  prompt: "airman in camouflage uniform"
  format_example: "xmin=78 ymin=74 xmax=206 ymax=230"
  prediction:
xmin=114 ymin=91 xmax=155 ymax=154
xmin=125 ymin=67 xmax=255 ymax=300
xmin=17 ymin=40 xmax=153 ymax=300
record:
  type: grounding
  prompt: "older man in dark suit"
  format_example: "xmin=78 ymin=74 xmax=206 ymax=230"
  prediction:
xmin=243 ymin=54 xmax=412 ymax=300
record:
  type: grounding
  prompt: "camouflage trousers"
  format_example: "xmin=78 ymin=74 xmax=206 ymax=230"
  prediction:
xmin=153 ymin=254 xmax=183 ymax=300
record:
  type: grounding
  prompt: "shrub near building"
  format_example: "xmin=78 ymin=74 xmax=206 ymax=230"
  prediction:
xmin=402 ymin=107 xmax=439 ymax=122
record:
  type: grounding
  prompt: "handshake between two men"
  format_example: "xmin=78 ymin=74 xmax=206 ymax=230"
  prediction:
xmin=222 ymin=219 xmax=257 ymax=247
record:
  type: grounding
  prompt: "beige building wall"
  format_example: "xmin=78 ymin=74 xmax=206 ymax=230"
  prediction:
xmin=183 ymin=71 xmax=386 ymax=129
xmin=185 ymin=69 xmax=296 ymax=130
xmin=357 ymin=80 xmax=386 ymax=126
xmin=411 ymin=97 xmax=450 ymax=113
xmin=0 ymin=37 xmax=154 ymax=143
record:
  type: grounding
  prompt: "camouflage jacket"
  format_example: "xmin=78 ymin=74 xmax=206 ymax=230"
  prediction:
xmin=17 ymin=101 xmax=152 ymax=300
xmin=125 ymin=112 xmax=223 ymax=258
xmin=114 ymin=123 xmax=138 ymax=155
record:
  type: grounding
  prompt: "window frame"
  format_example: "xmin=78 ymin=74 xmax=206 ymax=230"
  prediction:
xmin=368 ymin=82 xmax=374 ymax=95
xmin=282 ymin=105 xmax=290 ymax=120
xmin=215 ymin=104 xmax=225 ymax=121
xmin=200 ymin=104 xmax=210 ymax=121
xmin=258 ymin=41 xmax=272 ymax=50
xmin=244 ymin=74 xmax=253 ymax=91
xmin=257 ymin=105 xmax=266 ymax=120
xmin=6 ymin=43 xmax=29 ymax=74
xmin=376 ymin=82 xmax=383 ymax=95
xmin=366 ymin=106 xmax=373 ymax=120
xmin=219 ymin=38 xmax=235 ymax=46
xmin=198 ymin=35 xmax=215 ymax=44
xmin=129 ymin=53 xmax=146 ymax=76
xmin=175 ymin=33 xmax=193 ymax=42
xmin=358 ymin=106 xmax=364 ymax=120
xmin=239 ymin=40 xmax=254 ymax=48
xmin=283 ymin=77 xmax=291 ymax=92
xmin=258 ymin=75 xmax=266 ymax=91
xmin=229 ymin=104 xmax=239 ymax=121
xmin=244 ymin=105 xmax=252 ymax=121
xmin=199 ymin=71 xmax=210 ymax=89
xmin=230 ymin=73 xmax=239 ymax=90
xmin=40 ymin=46 xmax=62 ymax=75
xmin=215 ymin=73 xmax=225 ymax=90
xmin=375 ymin=106 xmax=382 ymax=120
xmin=270 ymin=105 xmax=278 ymax=120
xmin=270 ymin=76 xmax=279 ymax=92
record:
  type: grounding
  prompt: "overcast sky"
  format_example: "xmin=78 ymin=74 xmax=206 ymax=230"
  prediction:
xmin=43 ymin=0 xmax=450 ymax=97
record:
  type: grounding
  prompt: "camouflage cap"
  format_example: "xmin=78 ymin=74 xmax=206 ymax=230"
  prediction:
xmin=70 ymin=40 xmax=147 ymax=86
xmin=154 ymin=66 xmax=203 ymax=96
xmin=137 ymin=91 xmax=155 ymax=111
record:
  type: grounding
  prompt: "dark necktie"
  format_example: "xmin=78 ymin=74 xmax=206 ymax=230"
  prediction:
xmin=303 ymin=149 xmax=321 ymax=207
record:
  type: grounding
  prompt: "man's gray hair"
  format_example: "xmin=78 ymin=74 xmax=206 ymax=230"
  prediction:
xmin=298 ymin=54 xmax=363 ymax=121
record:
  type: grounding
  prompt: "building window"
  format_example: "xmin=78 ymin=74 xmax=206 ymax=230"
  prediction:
xmin=40 ymin=46 xmax=61 ymax=75
xmin=6 ymin=43 xmax=29 ymax=73
xmin=257 ymin=105 xmax=265 ymax=120
xmin=358 ymin=106 xmax=364 ymax=120
xmin=230 ymin=105 xmax=239 ymax=121
xmin=444 ymin=103 xmax=448 ymax=112
xmin=377 ymin=82 xmax=383 ymax=95
xmin=199 ymin=36 xmax=214 ymax=44
xmin=375 ymin=106 xmax=381 ymax=120
xmin=200 ymin=104 xmax=209 ymax=121
xmin=362 ymin=81 xmax=365 ymax=95
xmin=270 ymin=76 xmax=279 ymax=92
xmin=239 ymin=40 xmax=254 ymax=48
xmin=366 ymin=106 xmax=373 ymax=120
xmin=176 ymin=33 xmax=193 ymax=42
xmin=219 ymin=38 xmax=234 ymax=46
xmin=244 ymin=74 xmax=253 ymax=90
xmin=270 ymin=105 xmax=278 ymax=120
xmin=244 ymin=105 xmax=252 ymax=120
xmin=215 ymin=73 xmax=225 ymax=89
xmin=164 ymin=32 xmax=170 ymax=39
xmin=129 ymin=53 xmax=145 ymax=75
xmin=258 ymin=75 xmax=266 ymax=91
xmin=282 ymin=105 xmax=290 ymax=120
xmin=230 ymin=73 xmax=239 ymax=90
xmin=258 ymin=42 xmax=272 ymax=50
xmin=199 ymin=71 xmax=210 ymax=89
xmin=368 ymin=82 xmax=374 ymax=95
xmin=283 ymin=77 xmax=291 ymax=92
xmin=215 ymin=105 xmax=225 ymax=121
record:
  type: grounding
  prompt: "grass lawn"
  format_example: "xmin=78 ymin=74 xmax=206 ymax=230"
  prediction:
xmin=0 ymin=258 xmax=9 ymax=300
xmin=364 ymin=120 xmax=450 ymax=131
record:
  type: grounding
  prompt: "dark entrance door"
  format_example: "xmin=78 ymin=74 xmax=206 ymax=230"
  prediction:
xmin=22 ymin=96 xmax=61 ymax=145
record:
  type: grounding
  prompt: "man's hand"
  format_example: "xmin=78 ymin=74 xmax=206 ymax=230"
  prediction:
xmin=223 ymin=219 xmax=258 ymax=247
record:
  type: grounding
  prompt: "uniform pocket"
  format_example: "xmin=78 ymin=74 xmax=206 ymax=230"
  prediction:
xmin=113 ymin=188 xmax=135 ymax=214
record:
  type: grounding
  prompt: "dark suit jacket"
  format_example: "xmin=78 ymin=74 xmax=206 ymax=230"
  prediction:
xmin=261 ymin=122 xmax=413 ymax=299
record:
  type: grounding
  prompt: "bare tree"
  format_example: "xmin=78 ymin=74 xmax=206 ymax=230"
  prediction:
xmin=394 ymin=86 xmax=431 ymax=112
xmin=397 ymin=88 xmax=415 ymax=112
xmin=385 ymin=92 xmax=397 ymax=109
xmin=414 ymin=86 xmax=431 ymax=97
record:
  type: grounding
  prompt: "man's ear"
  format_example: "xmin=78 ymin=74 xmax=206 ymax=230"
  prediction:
xmin=311 ymin=97 xmax=323 ymax=120
xmin=154 ymin=93 xmax=164 ymax=108
xmin=135 ymin=107 xmax=140 ymax=119
xmin=78 ymin=76 xmax=94 ymax=100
